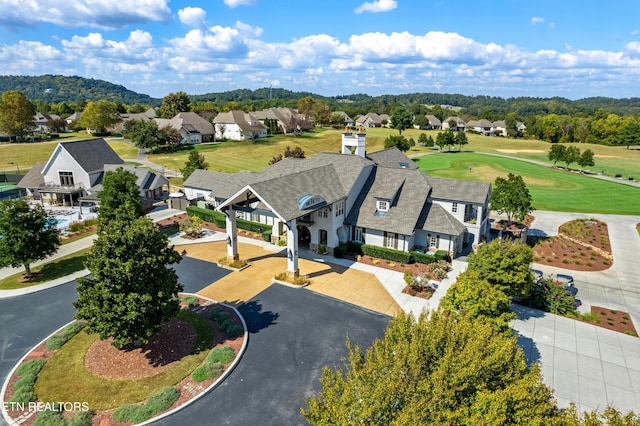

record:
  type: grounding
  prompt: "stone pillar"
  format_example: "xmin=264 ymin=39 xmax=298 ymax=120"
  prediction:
xmin=225 ymin=206 xmax=239 ymax=261
xmin=286 ymin=220 xmax=299 ymax=277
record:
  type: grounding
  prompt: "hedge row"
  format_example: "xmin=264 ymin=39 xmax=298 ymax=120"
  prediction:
xmin=186 ymin=206 xmax=272 ymax=242
xmin=112 ymin=387 xmax=180 ymax=423
xmin=361 ymin=245 xmax=411 ymax=263
xmin=10 ymin=359 xmax=46 ymax=404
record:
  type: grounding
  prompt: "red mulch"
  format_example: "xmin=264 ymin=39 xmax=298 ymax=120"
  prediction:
xmin=580 ymin=305 xmax=638 ymax=337
xmin=531 ymin=219 xmax=613 ymax=271
xmin=402 ymin=285 xmax=435 ymax=299
xmin=2 ymin=296 xmax=245 ymax=426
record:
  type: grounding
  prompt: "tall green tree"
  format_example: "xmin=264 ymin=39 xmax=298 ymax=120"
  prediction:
xmin=302 ymin=312 xmax=561 ymax=425
xmin=505 ymin=112 xmax=519 ymax=137
xmin=456 ymin=130 xmax=468 ymax=151
xmin=436 ymin=129 xmax=455 ymax=151
xmin=440 ymin=269 xmax=516 ymax=335
xmin=577 ymin=149 xmax=595 ymax=171
xmin=616 ymin=120 xmax=640 ymax=149
xmin=158 ymin=91 xmax=191 ymax=118
xmin=297 ymin=96 xmax=316 ymax=121
xmin=74 ymin=216 xmax=183 ymax=348
xmin=123 ymin=119 xmax=160 ymax=151
xmin=181 ymin=150 xmax=209 ymax=179
xmin=467 ymin=239 xmax=534 ymax=298
xmin=490 ymin=173 xmax=533 ymax=225
xmin=548 ymin=144 xmax=567 ymax=166
xmin=79 ymin=100 xmax=120 ymax=133
xmin=563 ymin=145 xmax=581 ymax=168
xmin=0 ymin=91 xmax=36 ymax=137
xmin=0 ymin=200 xmax=60 ymax=275
xmin=97 ymin=167 xmax=144 ymax=230
xmin=389 ymin=106 xmax=413 ymax=135
xmin=383 ymin=134 xmax=410 ymax=152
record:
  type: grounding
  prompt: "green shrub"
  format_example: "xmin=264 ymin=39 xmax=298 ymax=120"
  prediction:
xmin=333 ymin=243 xmax=348 ymax=258
xmin=224 ymin=324 xmax=243 ymax=338
xmin=192 ymin=362 xmax=223 ymax=382
xmin=207 ymin=346 xmax=235 ymax=364
xmin=520 ymin=278 xmax=577 ymax=316
xmin=236 ymin=218 xmax=266 ymax=233
xmin=347 ymin=241 xmax=363 ymax=255
xmin=112 ymin=387 xmax=179 ymax=423
xmin=11 ymin=359 xmax=45 ymax=403
xmin=46 ymin=322 xmax=86 ymax=350
xmin=209 ymin=308 xmax=231 ymax=323
xmin=34 ymin=410 xmax=93 ymax=426
xmin=10 ymin=387 xmax=36 ymax=404
xmin=434 ymin=250 xmax=449 ymax=261
xmin=410 ymin=251 xmax=436 ymax=265
xmin=262 ymin=229 xmax=272 ymax=242
xmin=181 ymin=295 xmax=200 ymax=306
xmin=186 ymin=206 xmax=226 ymax=228
xmin=361 ymin=245 xmax=411 ymax=263
xmin=16 ymin=359 xmax=46 ymax=377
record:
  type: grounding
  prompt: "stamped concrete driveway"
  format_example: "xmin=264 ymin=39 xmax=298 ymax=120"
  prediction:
xmin=156 ymin=284 xmax=390 ymax=425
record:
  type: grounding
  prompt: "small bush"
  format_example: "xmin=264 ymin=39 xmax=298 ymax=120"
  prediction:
xmin=333 ymin=243 xmax=348 ymax=258
xmin=181 ymin=295 xmax=200 ymax=306
xmin=46 ymin=322 xmax=86 ymax=350
xmin=262 ymin=229 xmax=272 ymax=242
xmin=10 ymin=359 xmax=46 ymax=403
xmin=217 ymin=256 xmax=248 ymax=269
xmin=16 ymin=359 xmax=46 ymax=377
xmin=361 ymin=244 xmax=411 ymax=263
xmin=225 ymin=324 xmax=243 ymax=338
xmin=34 ymin=410 xmax=93 ymax=426
xmin=192 ymin=362 xmax=223 ymax=382
xmin=207 ymin=346 xmax=235 ymax=364
xmin=113 ymin=387 xmax=179 ymax=423
xmin=274 ymin=272 xmax=309 ymax=286
xmin=209 ymin=308 xmax=231 ymax=323
xmin=347 ymin=241 xmax=363 ymax=255
xmin=410 ymin=251 xmax=436 ymax=265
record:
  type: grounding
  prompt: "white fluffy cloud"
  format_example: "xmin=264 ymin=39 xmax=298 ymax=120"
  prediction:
xmin=178 ymin=7 xmax=207 ymax=28
xmin=531 ymin=17 xmax=544 ymax=26
xmin=354 ymin=0 xmax=398 ymax=14
xmin=0 ymin=0 xmax=170 ymax=29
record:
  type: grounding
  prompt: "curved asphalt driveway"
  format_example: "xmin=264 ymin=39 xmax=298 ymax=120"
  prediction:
xmin=1 ymin=257 xmax=389 ymax=426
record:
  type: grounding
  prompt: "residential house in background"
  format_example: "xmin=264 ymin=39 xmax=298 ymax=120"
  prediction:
xmin=355 ymin=112 xmax=390 ymax=128
xmin=213 ymin=110 xmax=268 ymax=140
xmin=333 ymin=111 xmax=354 ymax=127
xmin=155 ymin=111 xmax=215 ymax=144
xmin=442 ymin=116 xmax=467 ymax=131
xmin=184 ymin=131 xmax=490 ymax=276
xmin=467 ymin=119 xmax=493 ymax=135
xmin=17 ymin=138 xmax=167 ymax=207
xmin=33 ymin=112 xmax=65 ymax=134
xmin=252 ymin=107 xmax=312 ymax=134
xmin=425 ymin=115 xmax=442 ymax=130
xmin=110 ymin=108 xmax=156 ymax=133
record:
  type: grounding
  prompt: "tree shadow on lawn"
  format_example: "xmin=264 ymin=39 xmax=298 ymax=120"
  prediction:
xmin=21 ymin=254 xmax=87 ymax=284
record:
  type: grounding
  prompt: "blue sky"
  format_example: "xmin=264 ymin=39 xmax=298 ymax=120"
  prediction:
xmin=1 ymin=0 xmax=640 ymax=100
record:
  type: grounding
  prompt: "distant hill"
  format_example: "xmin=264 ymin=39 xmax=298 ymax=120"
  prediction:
xmin=3 ymin=75 xmax=640 ymax=117
xmin=0 ymin=75 xmax=160 ymax=105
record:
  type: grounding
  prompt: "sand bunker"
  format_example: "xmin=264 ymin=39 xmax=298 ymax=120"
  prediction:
xmin=496 ymin=149 xmax=544 ymax=153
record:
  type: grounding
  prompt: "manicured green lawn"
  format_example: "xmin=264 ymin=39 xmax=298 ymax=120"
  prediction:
xmin=0 ymin=248 xmax=90 ymax=290
xmin=35 ymin=310 xmax=214 ymax=410
xmin=415 ymin=152 xmax=640 ymax=215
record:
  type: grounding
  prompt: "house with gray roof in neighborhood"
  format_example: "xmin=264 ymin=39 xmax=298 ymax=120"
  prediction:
xmin=213 ymin=110 xmax=268 ymax=141
xmin=184 ymin=131 xmax=491 ymax=276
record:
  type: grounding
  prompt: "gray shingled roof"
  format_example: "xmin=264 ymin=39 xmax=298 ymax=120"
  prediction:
xmin=367 ymin=147 xmax=418 ymax=170
xmin=103 ymin=164 xmax=168 ymax=191
xmin=346 ymin=167 xmax=431 ymax=235
xmin=58 ymin=138 xmax=124 ymax=174
xmin=425 ymin=176 xmax=491 ymax=204
xmin=416 ymin=203 xmax=466 ymax=235
xmin=16 ymin=162 xmax=45 ymax=189
xmin=245 ymin=165 xmax=345 ymax=222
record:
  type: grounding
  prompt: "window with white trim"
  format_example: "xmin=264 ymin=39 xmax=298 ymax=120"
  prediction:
xmin=58 ymin=171 xmax=74 ymax=186
xmin=452 ymin=202 xmax=458 ymax=213
xmin=319 ymin=207 xmax=329 ymax=218
xmin=335 ymin=200 xmax=345 ymax=217
xmin=384 ymin=232 xmax=398 ymax=249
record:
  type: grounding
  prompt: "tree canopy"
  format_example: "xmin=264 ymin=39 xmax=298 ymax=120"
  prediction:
xmin=467 ymin=239 xmax=534 ymax=298
xmin=181 ymin=150 xmax=209 ymax=180
xmin=158 ymin=91 xmax=191 ymax=118
xmin=74 ymin=216 xmax=183 ymax=348
xmin=389 ymin=106 xmax=413 ymax=134
xmin=268 ymin=145 xmax=306 ymax=165
xmin=440 ymin=269 xmax=516 ymax=334
xmin=383 ymin=134 xmax=410 ymax=152
xmin=0 ymin=199 xmax=60 ymax=274
xmin=302 ymin=312 xmax=561 ymax=425
xmin=490 ymin=173 xmax=533 ymax=225
xmin=0 ymin=90 xmax=36 ymax=137
xmin=456 ymin=130 xmax=468 ymax=151
xmin=548 ymin=144 xmax=567 ymax=165
xmin=78 ymin=100 xmax=120 ymax=133
xmin=97 ymin=167 xmax=144 ymax=230
xmin=436 ymin=129 xmax=456 ymax=151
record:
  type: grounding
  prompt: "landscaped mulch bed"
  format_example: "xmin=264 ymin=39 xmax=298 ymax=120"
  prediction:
xmin=531 ymin=219 xmax=613 ymax=271
xmin=157 ymin=214 xmax=266 ymax=242
xmin=580 ymin=305 xmax=638 ymax=337
xmin=345 ymin=254 xmax=438 ymax=279
xmin=2 ymin=296 xmax=244 ymax=426
xmin=402 ymin=285 xmax=435 ymax=299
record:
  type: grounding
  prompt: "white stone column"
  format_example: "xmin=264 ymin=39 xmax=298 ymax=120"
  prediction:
xmin=286 ymin=220 xmax=299 ymax=277
xmin=225 ymin=206 xmax=239 ymax=261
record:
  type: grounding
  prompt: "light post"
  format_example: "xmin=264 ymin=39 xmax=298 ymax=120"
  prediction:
xmin=7 ymin=161 xmax=20 ymax=176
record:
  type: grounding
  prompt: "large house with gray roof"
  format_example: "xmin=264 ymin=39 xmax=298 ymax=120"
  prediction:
xmin=184 ymin=132 xmax=491 ymax=275
xmin=17 ymin=138 xmax=167 ymax=207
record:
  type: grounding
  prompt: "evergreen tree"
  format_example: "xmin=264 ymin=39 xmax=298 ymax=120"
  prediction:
xmin=97 ymin=167 xmax=144 ymax=230
xmin=0 ymin=200 xmax=60 ymax=275
xmin=74 ymin=216 xmax=183 ymax=348
xmin=181 ymin=150 xmax=209 ymax=180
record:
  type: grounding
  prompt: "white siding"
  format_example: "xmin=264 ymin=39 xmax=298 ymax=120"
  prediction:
xmin=42 ymin=147 xmax=91 ymax=189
